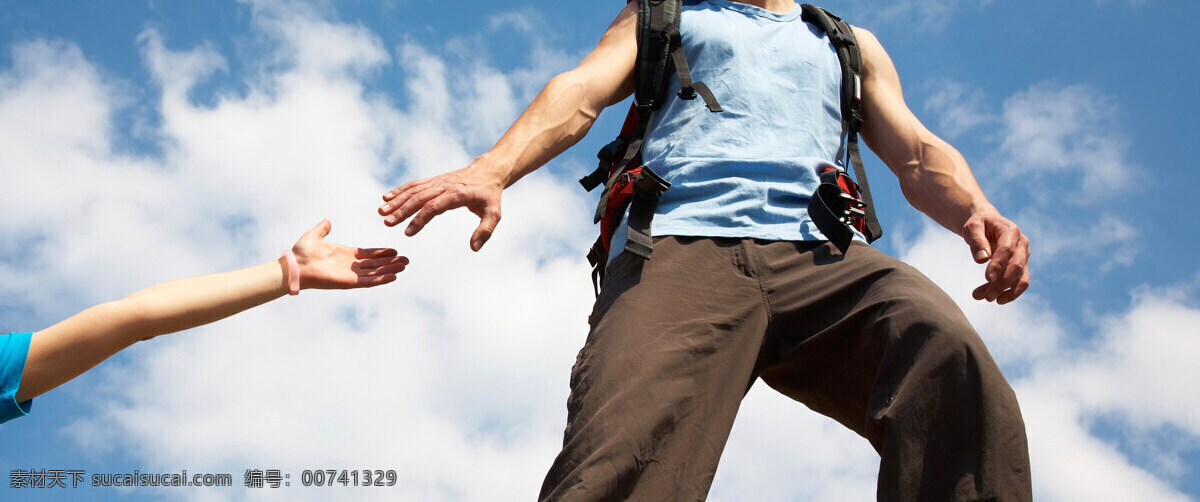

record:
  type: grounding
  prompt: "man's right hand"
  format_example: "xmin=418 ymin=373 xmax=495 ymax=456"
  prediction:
xmin=378 ymin=165 xmax=505 ymax=252
xmin=378 ymin=3 xmax=636 ymax=252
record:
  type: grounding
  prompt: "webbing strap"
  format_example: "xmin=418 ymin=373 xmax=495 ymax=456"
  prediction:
xmin=586 ymin=0 xmax=723 ymax=296
xmin=623 ymin=167 xmax=671 ymax=259
xmin=615 ymin=0 xmax=719 ymax=241
xmin=670 ymin=42 xmax=722 ymax=112
xmin=635 ymin=0 xmax=675 ymax=112
xmin=802 ymin=4 xmax=882 ymax=244
xmin=581 ymin=135 xmax=629 ymax=192
xmin=586 ymin=238 xmax=607 ymax=296
xmin=847 ymin=134 xmax=882 ymax=241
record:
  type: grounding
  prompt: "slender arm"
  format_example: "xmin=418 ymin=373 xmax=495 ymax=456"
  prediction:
xmin=16 ymin=261 xmax=289 ymax=401
xmin=15 ymin=220 xmax=409 ymax=402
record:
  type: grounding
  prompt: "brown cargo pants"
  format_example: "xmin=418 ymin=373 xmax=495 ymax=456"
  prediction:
xmin=540 ymin=237 xmax=1031 ymax=501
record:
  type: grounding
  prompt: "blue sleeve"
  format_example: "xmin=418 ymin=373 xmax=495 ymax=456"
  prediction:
xmin=1 ymin=332 xmax=34 ymax=424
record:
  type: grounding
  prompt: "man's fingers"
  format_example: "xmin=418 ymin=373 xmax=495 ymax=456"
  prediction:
xmin=406 ymin=192 xmax=463 ymax=236
xmin=973 ymin=275 xmax=1028 ymax=304
xmin=962 ymin=217 xmax=992 ymax=263
xmin=978 ymin=220 xmax=1017 ymax=294
xmin=470 ymin=206 xmax=502 ymax=251
xmin=985 ymin=244 xmax=1014 ymax=284
xmin=993 ymin=236 xmax=1030 ymax=303
xmin=972 ymin=229 xmax=1029 ymax=303
xmin=984 ymin=229 xmax=1028 ymax=301
xmin=379 ymin=179 xmax=432 ymax=216
xmin=382 ymin=169 xmax=505 ymax=248
xmin=996 ymin=276 xmax=1029 ymax=305
xmin=975 ymin=266 xmax=1029 ymax=304
xmin=383 ymin=185 xmax=443 ymax=227
xmin=984 ymin=265 xmax=1019 ymax=302
xmin=381 ymin=179 xmax=427 ymax=203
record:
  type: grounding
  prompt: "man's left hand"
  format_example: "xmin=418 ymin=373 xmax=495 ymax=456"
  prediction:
xmin=962 ymin=212 xmax=1030 ymax=305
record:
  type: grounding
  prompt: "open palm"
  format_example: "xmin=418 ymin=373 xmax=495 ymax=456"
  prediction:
xmin=291 ymin=219 xmax=409 ymax=290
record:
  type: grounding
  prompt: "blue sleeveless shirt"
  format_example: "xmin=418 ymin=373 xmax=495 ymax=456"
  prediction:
xmin=609 ymin=0 xmax=849 ymax=261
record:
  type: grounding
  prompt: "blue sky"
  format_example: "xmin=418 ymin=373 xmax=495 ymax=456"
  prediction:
xmin=2 ymin=0 xmax=1198 ymax=500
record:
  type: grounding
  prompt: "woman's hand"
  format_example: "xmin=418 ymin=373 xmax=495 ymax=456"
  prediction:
xmin=291 ymin=219 xmax=409 ymax=290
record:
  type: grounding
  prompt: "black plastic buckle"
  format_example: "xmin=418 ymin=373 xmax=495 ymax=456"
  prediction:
xmin=829 ymin=28 xmax=854 ymax=47
xmin=597 ymin=135 xmax=629 ymax=163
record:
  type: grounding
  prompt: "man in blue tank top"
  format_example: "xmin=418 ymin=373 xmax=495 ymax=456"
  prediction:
xmin=380 ymin=1 xmax=1033 ymax=500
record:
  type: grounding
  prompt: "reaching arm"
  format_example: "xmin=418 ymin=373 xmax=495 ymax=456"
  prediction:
xmin=378 ymin=4 xmax=638 ymax=251
xmin=15 ymin=219 xmax=409 ymax=402
xmin=854 ymin=27 xmax=1030 ymax=304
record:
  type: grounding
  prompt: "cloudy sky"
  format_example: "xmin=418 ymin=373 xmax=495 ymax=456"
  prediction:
xmin=1 ymin=0 xmax=1198 ymax=500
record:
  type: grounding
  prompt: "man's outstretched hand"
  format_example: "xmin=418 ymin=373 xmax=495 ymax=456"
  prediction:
xmin=292 ymin=219 xmax=409 ymax=290
xmin=378 ymin=166 xmax=505 ymax=252
xmin=962 ymin=212 xmax=1030 ymax=305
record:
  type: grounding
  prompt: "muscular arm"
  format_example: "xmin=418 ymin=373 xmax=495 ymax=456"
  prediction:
xmin=379 ymin=4 xmax=638 ymax=251
xmin=854 ymin=27 xmax=1030 ymax=304
xmin=478 ymin=5 xmax=638 ymax=187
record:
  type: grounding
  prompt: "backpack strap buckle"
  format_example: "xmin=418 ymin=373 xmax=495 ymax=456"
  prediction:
xmin=623 ymin=167 xmax=671 ymax=260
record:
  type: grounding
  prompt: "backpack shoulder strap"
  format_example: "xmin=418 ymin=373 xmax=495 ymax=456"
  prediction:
xmin=800 ymin=4 xmax=862 ymax=135
xmin=581 ymin=0 xmax=720 ymax=193
xmin=800 ymin=4 xmax=882 ymax=242
xmin=632 ymin=0 xmax=721 ymax=133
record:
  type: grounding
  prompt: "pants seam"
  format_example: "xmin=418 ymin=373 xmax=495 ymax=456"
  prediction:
xmin=742 ymin=239 xmax=774 ymax=326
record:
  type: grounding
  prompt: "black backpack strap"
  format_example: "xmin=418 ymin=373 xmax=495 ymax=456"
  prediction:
xmin=623 ymin=167 xmax=671 ymax=258
xmin=621 ymin=0 xmax=722 ymax=257
xmin=586 ymin=237 xmax=608 ymax=296
xmin=669 ymin=33 xmax=721 ymax=111
xmin=636 ymin=0 xmax=721 ymax=115
xmin=801 ymin=4 xmax=882 ymax=243
xmin=606 ymin=0 xmax=722 ymax=250
xmin=582 ymin=0 xmax=723 ymax=295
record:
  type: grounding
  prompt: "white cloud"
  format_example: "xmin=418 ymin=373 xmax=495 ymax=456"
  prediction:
xmin=921 ymin=80 xmax=1142 ymax=277
xmin=0 ymin=4 xmax=598 ymax=502
xmin=711 ymin=388 xmax=879 ymax=500
xmin=996 ymin=83 xmax=1133 ymax=201
xmin=1066 ymin=290 xmax=1200 ymax=436
xmin=1016 ymin=210 xmax=1139 ymax=275
xmin=897 ymin=223 xmax=1199 ymax=501
xmin=894 ymin=224 xmax=1064 ymax=370
xmin=922 ymin=79 xmax=996 ymax=140
xmin=923 ymin=80 xmax=1136 ymax=203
